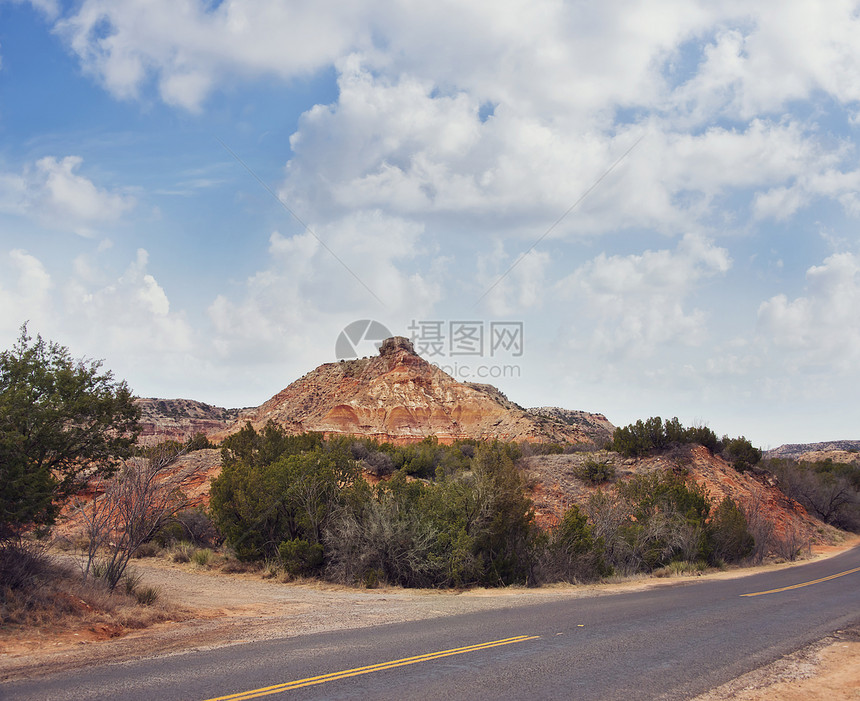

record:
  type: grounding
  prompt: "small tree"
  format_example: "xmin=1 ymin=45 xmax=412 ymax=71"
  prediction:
xmin=76 ymin=443 xmax=205 ymax=589
xmin=0 ymin=327 xmax=139 ymax=543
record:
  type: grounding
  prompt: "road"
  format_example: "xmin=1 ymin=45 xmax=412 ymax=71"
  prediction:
xmin=5 ymin=547 xmax=860 ymax=700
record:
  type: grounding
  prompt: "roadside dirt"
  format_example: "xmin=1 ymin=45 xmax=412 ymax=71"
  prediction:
xmin=693 ymin=625 xmax=860 ymax=701
xmin=3 ymin=537 xmax=859 ymax=695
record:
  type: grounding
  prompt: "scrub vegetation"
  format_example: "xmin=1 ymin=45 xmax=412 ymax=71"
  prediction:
xmin=207 ymin=422 xmax=760 ymax=587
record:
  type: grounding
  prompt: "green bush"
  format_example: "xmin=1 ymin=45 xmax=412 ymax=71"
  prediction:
xmin=610 ymin=417 xmax=722 ymax=458
xmin=708 ymin=497 xmax=754 ymax=563
xmin=721 ymin=437 xmax=762 ymax=472
xmin=588 ymin=473 xmax=711 ymax=573
xmin=278 ymin=538 xmax=324 ymax=576
xmin=543 ymin=505 xmax=609 ymax=582
xmin=185 ymin=432 xmax=213 ymax=451
xmin=573 ymin=459 xmax=615 ymax=484
xmin=210 ymin=426 xmax=361 ymax=561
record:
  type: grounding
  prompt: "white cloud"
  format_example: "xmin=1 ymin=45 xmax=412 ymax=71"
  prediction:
xmin=671 ymin=2 xmax=860 ymax=122
xmin=54 ymin=0 xmax=372 ymax=107
xmin=36 ymin=1 xmax=860 ymax=243
xmin=558 ymin=233 xmax=731 ymax=356
xmin=758 ymin=251 xmax=860 ymax=372
xmin=208 ymin=210 xmax=441 ymax=368
xmin=0 ymin=246 xmax=194 ymax=397
xmin=281 ymin=58 xmax=856 ymax=241
xmin=0 ymin=249 xmax=54 ymax=332
xmin=49 ymin=2 xmax=860 ymax=121
xmin=475 ymin=242 xmax=551 ymax=316
xmin=0 ymin=156 xmax=134 ymax=236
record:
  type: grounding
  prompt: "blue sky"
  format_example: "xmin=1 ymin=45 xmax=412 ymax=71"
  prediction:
xmin=1 ymin=0 xmax=859 ymax=448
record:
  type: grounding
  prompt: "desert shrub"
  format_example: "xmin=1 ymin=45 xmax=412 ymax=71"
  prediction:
xmin=175 ymin=508 xmax=221 ymax=547
xmin=708 ymin=497 xmax=754 ymax=563
xmin=610 ymin=416 xmax=683 ymax=457
xmin=573 ymin=459 xmax=615 ymax=484
xmin=520 ymin=442 xmax=565 ymax=457
xmin=132 ymin=541 xmax=162 ymax=558
xmin=721 ymin=437 xmax=762 ymax=472
xmin=768 ymin=458 xmax=860 ymax=531
xmin=219 ymin=422 xmax=324 ymax=472
xmin=192 ymin=548 xmax=212 ymax=567
xmin=653 ymin=560 xmax=709 ymax=577
xmin=135 ymin=585 xmax=160 ymax=605
xmin=469 ymin=443 xmax=540 ymax=585
xmin=278 ymin=538 xmax=324 ymax=576
xmin=684 ymin=425 xmax=721 ymax=453
xmin=0 ymin=540 xmax=51 ymax=592
xmin=772 ymin=524 xmax=812 ymax=561
xmin=587 ymin=473 xmax=712 ymax=573
xmin=185 ymin=432 xmax=213 ymax=451
xmin=361 ymin=450 xmax=395 ymax=477
xmin=541 ymin=505 xmax=609 ymax=582
xmin=325 ymin=443 xmax=540 ymax=588
xmin=121 ymin=568 xmax=143 ymax=595
xmin=324 ymin=483 xmax=444 ymax=587
xmin=210 ymin=435 xmax=361 ymax=561
xmin=610 ymin=417 xmax=724 ymax=457
xmin=170 ymin=542 xmax=194 ymax=563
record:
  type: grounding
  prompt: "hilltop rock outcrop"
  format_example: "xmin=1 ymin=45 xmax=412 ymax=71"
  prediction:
xmin=213 ymin=336 xmax=610 ymax=445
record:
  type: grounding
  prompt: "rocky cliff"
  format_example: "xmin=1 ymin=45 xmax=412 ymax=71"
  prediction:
xmin=135 ymin=398 xmax=241 ymax=446
xmin=214 ymin=336 xmax=610 ymax=445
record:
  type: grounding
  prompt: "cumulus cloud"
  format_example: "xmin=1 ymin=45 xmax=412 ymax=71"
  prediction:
xmin=208 ymin=210 xmax=441 ymax=368
xmin=280 ymin=57 xmax=857 ymax=242
xmin=0 ymin=156 xmax=134 ymax=236
xmin=32 ymin=1 xmax=860 ymax=243
xmin=671 ymin=2 xmax=860 ymax=122
xmin=0 ymin=249 xmax=54 ymax=332
xmin=758 ymin=252 xmax=860 ymax=372
xmin=53 ymin=0 xmax=371 ymax=107
xmin=46 ymin=2 xmax=860 ymax=120
xmin=558 ymin=234 xmax=731 ymax=356
xmin=0 ymin=246 xmax=193 ymax=397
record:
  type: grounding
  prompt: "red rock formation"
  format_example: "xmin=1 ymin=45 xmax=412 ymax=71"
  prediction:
xmin=214 ymin=336 xmax=611 ymax=445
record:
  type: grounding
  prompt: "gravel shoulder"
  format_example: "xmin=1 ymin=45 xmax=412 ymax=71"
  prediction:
xmin=3 ymin=537 xmax=859 ymax=693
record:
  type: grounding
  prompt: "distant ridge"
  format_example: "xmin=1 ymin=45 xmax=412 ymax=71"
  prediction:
xmin=135 ymin=398 xmax=240 ymax=445
xmin=766 ymin=440 xmax=860 ymax=460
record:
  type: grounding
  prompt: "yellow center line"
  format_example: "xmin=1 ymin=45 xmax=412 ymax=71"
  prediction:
xmin=741 ymin=565 xmax=860 ymax=597
xmin=202 ymin=634 xmax=540 ymax=700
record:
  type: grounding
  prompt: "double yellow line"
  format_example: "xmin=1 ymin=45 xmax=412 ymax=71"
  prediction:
xmin=204 ymin=634 xmax=540 ymax=700
xmin=741 ymin=565 xmax=860 ymax=597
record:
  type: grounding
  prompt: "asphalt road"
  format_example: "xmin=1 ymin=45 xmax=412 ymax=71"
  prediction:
xmin=5 ymin=547 xmax=860 ymax=701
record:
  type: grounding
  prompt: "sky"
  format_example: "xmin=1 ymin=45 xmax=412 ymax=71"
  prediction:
xmin=1 ymin=0 xmax=859 ymax=449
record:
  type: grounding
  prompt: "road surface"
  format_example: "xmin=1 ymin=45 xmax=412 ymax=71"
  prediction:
xmin=4 ymin=546 xmax=860 ymax=700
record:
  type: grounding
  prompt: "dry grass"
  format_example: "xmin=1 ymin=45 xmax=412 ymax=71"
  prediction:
xmin=0 ymin=545 xmax=183 ymax=647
